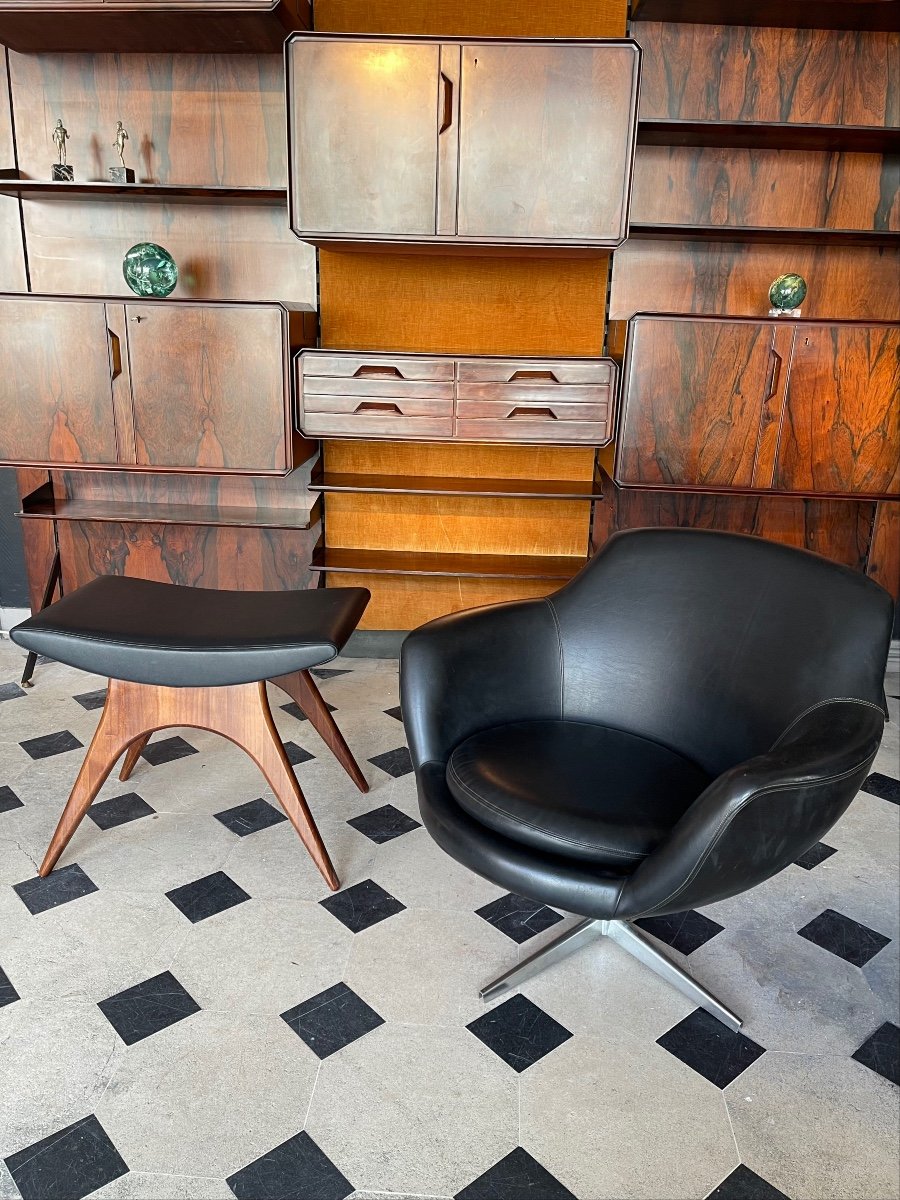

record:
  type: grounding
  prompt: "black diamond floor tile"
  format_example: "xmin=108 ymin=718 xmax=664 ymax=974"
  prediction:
xmin=319 ymin=878 xmax=406 ymax=933
xmin=311 ymin=668 xmax=351 ymax=680
xmin=475 ymin=892 xmax=564 ymax=945
xmin=281 ymin=981 xmax=384 ymax=1059
xmin=226 ymin=1130 xmax=353 ymax=1200
xmin=852 ymin=1021 xmax=900 ymax=1087
xmin=4 ymin=1114 xmax=129 ymax=1200
xmin=794 ymin=841 xmax=838 ymax=871
xmin=636 ymin=910 xmax=724 ymax=955
xmin=0 ymin=784 xmax=24 ymax=814
xmin=140 ymin=735 xmax=198 ymax=766
xmin=368 ymin=745 xmax=413 ymax=778
xmin=456 ymin=1146 xmax=577 ymax=1200
xmin=283 ymin=740 xmax=315 ymax=766
xmin=861 ymin=772 xmax=900 ymax=806
xmin=20 ymin=729 xmax=83 ymax=760
xmin=347 ymin=803 xmax=421 ymax=844
xmin=0 ymin=681 xmax=26 ymax=702
xmin=98 ymin=969 xmax=201 ymax=1046
xmin=467 ymin=993 xmax=572 ymax=1073
xmin=657 ymin=1009 xmax=765 ymax=1088
xmin=384 ymin=705 xmax=403 ymax=722
xmin=280 ymin=700 xmax=336 ymax=722
xmin=88 ymin=792 xmax=155 ymax=830
xmin=705 ymin=1164 xmax=789 ymax=1200
xmin=214 ymin=797 xmax=288 ymax=837
xmin=0 ymin=964 xmax=19 ymax=1008
xmin=72 ymin=688 xmax=108 ymax=711
xmin=14 ymin=863 xmax=98 ymax=916
xmin=165 ymin=871 xmax=250 ymax=923
xmin=797 ymin=908 xmax=891 ymax=968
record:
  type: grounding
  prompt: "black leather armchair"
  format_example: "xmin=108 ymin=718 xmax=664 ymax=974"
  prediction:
xmin=400 ymin=529 xmax=893 ymax=1030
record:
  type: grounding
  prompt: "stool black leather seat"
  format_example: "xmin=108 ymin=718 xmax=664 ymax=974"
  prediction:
xmin=400 ymin=528 xmax=893 ymax=1030
xmin=12 ymin=576 xmax=371 ymax=891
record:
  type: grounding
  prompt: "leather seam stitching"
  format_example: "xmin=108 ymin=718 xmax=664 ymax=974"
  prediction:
xmin=646 ymin=759 xmax=873 ymax=915
xmin=446 ymin=759 xmax=642 ymax=860
xmin=773 ymin=696 xmax=886 ymax=747
xmin=545 ymin=597 xmax=564 ymax=721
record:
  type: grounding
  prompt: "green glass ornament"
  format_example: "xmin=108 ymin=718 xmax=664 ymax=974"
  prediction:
xmin=123 ymin=242 xmax=178 ymax=298
xmin=768 ymin=273 xmax=807 ymax=312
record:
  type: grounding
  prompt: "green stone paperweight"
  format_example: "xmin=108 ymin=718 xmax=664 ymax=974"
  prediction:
xmin=122 ymin=242 xmax=178 ymax=298
xmin=768 ymin=273 xmax=807 ymax=314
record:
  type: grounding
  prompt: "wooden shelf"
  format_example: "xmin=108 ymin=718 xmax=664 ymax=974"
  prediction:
xmin=19 ymin=490 xmax=316 ymax=531
xmin=637 ymin=120 xmax=900 ymax=155
xmin=630 ymin=0 xmax=900 ymax=31
xmin=629 ymin=223 xmax=899 ymax=247
xmin=311 ymin=547 xmax=586 ymax=581
xmin=310 ymin=472 xmax=601 ymax=501
xmin=0 ymin=179 xmax=287 ymax=206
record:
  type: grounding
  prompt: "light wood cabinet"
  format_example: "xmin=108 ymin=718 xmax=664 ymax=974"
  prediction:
xmin=0 ymin=295 xmax=305 ymax=475
xmin=615 ymin=314 xmax=900 ymax=499
xmin=287 ymin=34 xmax=641 ymax=251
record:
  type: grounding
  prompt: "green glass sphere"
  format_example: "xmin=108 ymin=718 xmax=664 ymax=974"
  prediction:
xmin=768 ymin=273 xmax=807 ymax=311
xmin=123 ymin=242 xmax=178 ymax=298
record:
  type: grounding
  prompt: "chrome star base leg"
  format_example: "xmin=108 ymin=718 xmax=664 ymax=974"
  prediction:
xmin=479 ymin=916 xmax=742 ymax=1032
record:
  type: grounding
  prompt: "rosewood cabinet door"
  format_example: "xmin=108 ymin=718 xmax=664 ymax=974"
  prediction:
xmin=775 ymin=324 xmax=900 ymax=498
xmin=0 ymin=299 xmax=118 ymax=467
xmin=126 ymin=304 xmax=289 ymax=474
xmin=289 ymin=38 xmax=441 ymax=237
xmin=616 ymin=318 xmax=777 ymax=489
xmin=455 ymin=42 xmax=639 ymax=244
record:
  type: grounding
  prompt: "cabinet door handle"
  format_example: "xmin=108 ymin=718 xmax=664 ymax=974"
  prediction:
xmin=439 ymin=72 xmax=454 ymax=134
xmin=354 ymin=401 xmax=403 ymax=415
xmin=508 ymin=406 xmax=558 ymax=420
xmin=509 ymin=369 xmax=559 ymax=383
xmin=354 ymin=364 xmax=404 ymax=379
xmin=764 ymin=349 xmax=782 ymax=401
xmin=107 ymin=329 xmax=122 ymax=381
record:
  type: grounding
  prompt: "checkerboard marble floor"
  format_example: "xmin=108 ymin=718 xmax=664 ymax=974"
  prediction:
xmin=1 ymin=637 xmax=898 ymax=1200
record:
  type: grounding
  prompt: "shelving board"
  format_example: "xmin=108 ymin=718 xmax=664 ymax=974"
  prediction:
xmin=629 ymin=223 xmax=899 ymax=247
xmin=19 ymin=492 xmax=317 ymax=531
xmin=0 ymin=180 xmax=287 ymax=206
xmin=310 ymin=473 xmax=601 ymax=500
xmin=637 ymin=121 xmax=900 ymax=155
xmin=311 ymin=547 xmax=587 ymax=581
xmin=630 ymin=0 xmax=900 ymax=30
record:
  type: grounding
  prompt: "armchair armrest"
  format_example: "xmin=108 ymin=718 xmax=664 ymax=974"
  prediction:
xmin=400 ymin=597 xmax=563 ymax=769
xmin=618 ymin=698 xmax=886 ymax=920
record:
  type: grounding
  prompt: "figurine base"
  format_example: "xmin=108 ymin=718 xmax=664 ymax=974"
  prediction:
xmin=51 ymin=164 xmax=74 ymax=182
xmin=769 ymin=306 xmax=802 ymax=317
xmin=108 ymin=166 xmax=135 ymax=183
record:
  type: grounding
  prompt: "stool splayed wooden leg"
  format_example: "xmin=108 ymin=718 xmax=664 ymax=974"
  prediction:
xmin=40 ymin=677 xmax=340 ymax=890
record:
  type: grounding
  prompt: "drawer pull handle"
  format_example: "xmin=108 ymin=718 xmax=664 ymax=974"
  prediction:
xmin=354 ymin=401 xmax=403 ymax=415
xmin=439 ymin=72 xmax=454 ymax=134
xmin=509 ymin=406 xmax=558 ymax=420
xmin=107 ymin=329 xmax=122 ymax=381
xmin=509 ymin=370 xmax=559 ymax=383
xmin=353 ymin=365 xmax=404 ymax=379
xmin=764 ymin=349 xmax=783 ymax=401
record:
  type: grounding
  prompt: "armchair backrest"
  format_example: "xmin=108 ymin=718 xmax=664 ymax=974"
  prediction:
xmin=549 ymin=529 xmax=894 ymax=776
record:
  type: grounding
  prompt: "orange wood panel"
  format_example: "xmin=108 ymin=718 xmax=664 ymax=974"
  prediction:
xmin=325 ymin=493 xmax=591 ymax=557
xmin=867 ymin=502 xmax=900 ymax=599
xmin=609 ymin=240 xmax=900 ymax=321
xmin=328 ymin=571 xmax=565 ymax=630
xmin=324 ymin=442 xmax=595 ymax=481
xmin=314 ymin=0 xmax=626 ymax=37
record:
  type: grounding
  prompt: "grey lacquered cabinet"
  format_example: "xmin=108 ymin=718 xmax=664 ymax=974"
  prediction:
xmin=286 ymin=34 xmax=641 ymax=251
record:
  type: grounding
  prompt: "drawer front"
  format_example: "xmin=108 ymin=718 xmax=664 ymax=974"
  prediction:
xmin=304 ymin=376 xmax=455 ymax=402
xmin=457 ymin=382 xmax=611 ymax=405
xmin=302 ymin=353 xmax=455 ymax=382
xmin=457 ymin=358 xmax=614 ymax=386
xmin=455 ymin=417 xmax=611 ymax=445
xmin=301 ymin=412 xmax=454 ymax=439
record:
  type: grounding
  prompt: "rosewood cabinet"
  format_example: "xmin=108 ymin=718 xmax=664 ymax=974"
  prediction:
xmin=0 ymin=295 xmax=305 ymax=476
xmin=287 ymin=35 xmax=641 ymax=251
xmin=615 ymin=315 xmax=899 ymax=499
xmin=297 ymin=351 xmax=617 ymax=446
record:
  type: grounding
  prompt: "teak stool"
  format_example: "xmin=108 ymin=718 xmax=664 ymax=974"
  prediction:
xmin=10 ymin=576 xmax=371 ymax=891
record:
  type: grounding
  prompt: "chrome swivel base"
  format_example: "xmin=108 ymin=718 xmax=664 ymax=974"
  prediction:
xmin=479 ymin=917 xmax=742 ymax=1032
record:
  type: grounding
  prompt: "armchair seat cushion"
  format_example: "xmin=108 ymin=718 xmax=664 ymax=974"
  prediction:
xmin=447 ymin=720 xmax=711 ymax=871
